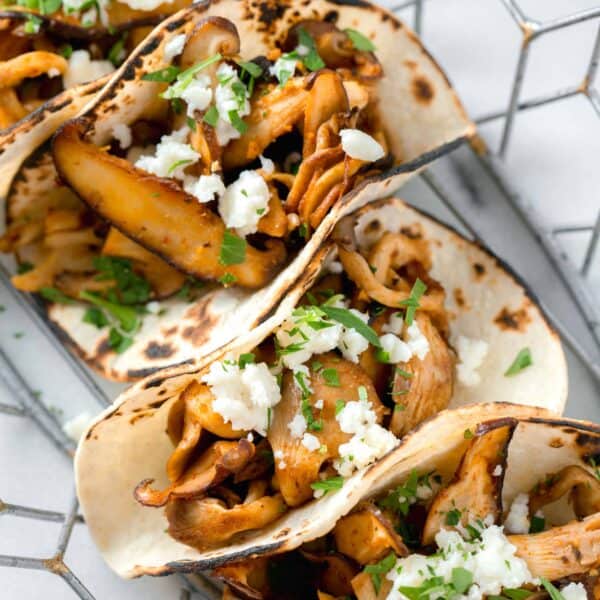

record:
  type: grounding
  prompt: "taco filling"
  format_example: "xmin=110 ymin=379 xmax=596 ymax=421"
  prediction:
xmin=214 ymin=420 xmax=600 ymax=600
xmin=2 ymin=16 xmax=393 ymax=353
xmin=133 ymin=220 xmax=457 ymax=549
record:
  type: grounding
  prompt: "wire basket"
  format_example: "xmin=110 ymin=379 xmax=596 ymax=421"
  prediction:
xmin=1 ymin=1 xmax=599 ymax=598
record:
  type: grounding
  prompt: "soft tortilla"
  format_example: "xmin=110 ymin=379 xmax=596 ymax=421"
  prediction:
xmin=1 ymin=0 xmax=474 ymax=380
xmin=74 ymin=199 xmax=568 ymax=577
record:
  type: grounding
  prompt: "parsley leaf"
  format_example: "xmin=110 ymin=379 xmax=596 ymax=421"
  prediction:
xmin=297 ymin=28 xmax=325 ymax=71
xmin=398 ymin=278 xmax=427 ymax=325
xmin=540 ymin=578 xmax=566 ymax=600
xmin=219 ymin=230 xmax=247 ymax=266
xmin=321 ymin=367 xmax=340 ymax=387
xmin=320 ymin=305 xmax=381 ymax=348
xmin=310 ymin=476 xmax=344 ymax=494
xmin=504 ymin=347 xmax=533 ymax=376
xmin=39 ymin=287 xmax=74 ymax=304
xmin=238 ymin=352 xmax=255 ymax=369
xmin=108 ymin=327 xmax=134 ymax=354
xmin=142 ymin=66 xmax=181 ymax=83
xmin=218 ymin=272 xmax=237 ymax=286
xmin=83 ymin=307 xmax=109 ymax=328
xmin=345 ymin=28 xmax=376 ymax=51
xmin=228 ymin=109 xmax=248 ymax=134
xmin=203 ymin=104 xmax=219 ymax=126
xmin=451 ymin=567 xmax=473 ymax=594
xmin=108 ymin=33 xmax=127 ymax=67
xmin=79 ymin=291 xmax=140 ymax=332
xmin=364 ymin=553 xmax=396 ymax=595
xmin=167 ymin=158 xmax=194 ymax=175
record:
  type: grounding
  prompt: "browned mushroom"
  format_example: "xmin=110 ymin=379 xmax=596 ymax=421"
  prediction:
xmin=134 ymin=438 xmax=254 ymax=507
xmin=510 ymin=512 xmax=600 ymax=580
xmin=333 ymin=504 xmax=408 ymax=565
xmin=214 ymin=557 xmax=270 ymax=599
xmin=351 ymin=570 xmax=392 ymax=600
xmin=421 ymin=421 xmax=516 ymax=545
xmin=390 ymin=312 xmax=455 ymax=437
xmin=165 ymin=482 xmax=286 ymax=549
xmin=53 ymin=120 xmax=287 ymax=288
xmin=529 ymin=465 xmax=600 ymax=519
xmin=0 ymin=51 xmax=67 ymax=89
xmin=269 ymin=353 xmax=385 ymax=507
xmin=301 ymin=550 xmax=359 ymax=597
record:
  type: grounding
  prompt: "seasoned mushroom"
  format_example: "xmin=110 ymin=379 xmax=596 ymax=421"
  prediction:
xmin=333 ymin=504 xmax=408 ymax=565
xmin=269 ymin=353 xmax=385 ymax=507
xmin=165 ymin=482 xmax=286 ymax=549
xmin=301 ymin=551 xmax=359 ymax=597
xmin=53 ymin=120 xmax=287 ymax=288
xmin=528 ymin=465 xmax=600 ymax=519
xmin=0 ymin=51 xmax=67 ymax=88
xmin=390 ymin=312 xmax=454 ymax=437
xmin=214 ymin=557 xmax=270 ymax=599
xmin=134 ymin=438 xmax=254 ymax=507
xmin=351 ymin=570 xmax=392 ymax=600
xmin=510 ymin=512 xmax=600 ymax=580
xmin=422 ymin=421 xmax=516 ymax=545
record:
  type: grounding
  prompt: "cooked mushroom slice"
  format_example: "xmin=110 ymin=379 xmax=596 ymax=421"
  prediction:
xmin=301 ymin=551 xmax=359 ymax=597
xmin=221 ymin=585 xmax=242 ymax=600
xmin=270 ymin=352 xmax=385 ymax=507
xmin=53 ymin=121 xmax=287 ymax=288
xmin=102 ymin=228 xmax=186 ymax=298
xmin=333 ymin=504 xmax=408 ymax=565
xmin=165 ymin=483 xmax=286 ymax=549
xmin=303 ymin=70 xmax=349 ymax=158
xmin=134 ymin=438 xmax=254 ymax=507
xmin=529 ymin=465 xmax=600 ymax=519
xmin=422 ymin=421 xmax=516 ymax=545
xmin=510 ymin=512 xmax=600 ymax=580
xmin=165 ymin=380 xmax=245 ymax=482
xmin=214 ymin=557 xmax=270 ymax=599
xmin=351 ymin=571 xmax=392 ymax=600
xmin=223 ymin=79 xmax=309 ymax=170
xmin=0 ymin=51 xmax=67 ymax=89
xmin=390 ymin=313 xmax=454 ymax=437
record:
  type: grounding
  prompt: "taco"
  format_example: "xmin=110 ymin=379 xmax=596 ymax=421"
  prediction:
xmin=0 ymin=0 xmax=473 ymax=381
xmin=212 ymin=406 xmax=600 ymax=600
xmin=74 ymin=198 xmax=567 ymax=577
xmin=0 ymin=0 xmax=190 ymax=129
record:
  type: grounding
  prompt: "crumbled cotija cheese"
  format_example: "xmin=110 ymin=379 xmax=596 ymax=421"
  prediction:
xmin=379 ymin=333 xmax=412 ymax=364
xmin=135 ymin=127 xmax=199 ymax=179
xmin=560 ymin=582 xmax=588 ymax=600
xmin=340 ymin=128 xmax=385 ymax=162
xmin=269 ymin=55 xmax=298 ymax=84
xmin=288 ymin=414 xmax=307 ymax=438
xmin=493 ymin=464 xmax=503 ymax=477
xmin=504 ymin=492 xmax=530 ymax=534
xmin=202 ymin=358 xmax=281 ymax=435
xmin=163 ymin=34 xmax=186 ymax=61
xmin=218 ymin=170 xmax=270 ymax=236
xmin=259 ymin=154 xmax=275 ymax=174
xmin=379 ymin=318 xmax=430 ymax=364
xmin=333 ymin=398 xmax=397 ymax=477
xmin=181 ymin=73 xmax=212 ymax=117
xmin=385 ymin=523 xmax=536 ymax=600
xmin=214 ymin=63 xmax=251 ymax=145
xmin=405 ymin=321 xmax=430 ymax=359
xmin=301 ymin=433 xmax=320 ymax=452
xmin=455 ymin=335 xmax=489 ymax=387
xmin=118 ymin=0 xmax=173 ymax=12
xmin=112 ymin=123 xmax=132 ymax=150
xmin=63 ymin=50 xmax=114 ymax=89
xmin=382 ymin=312 xmax=404 ymax=335
xmin=184 ymin=173 xmax=226 ymax=203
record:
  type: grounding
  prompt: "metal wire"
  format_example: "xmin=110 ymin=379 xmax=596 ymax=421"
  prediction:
xmin=2 ymin=0 xmax=600 ymax=597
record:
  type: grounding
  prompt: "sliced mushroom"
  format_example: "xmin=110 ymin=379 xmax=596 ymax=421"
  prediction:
xmin=53 ymin=121 xmax=287 ymax=288
xmin=269 ymin=352 xmax=385 ymax=507
xmin=165 ymin=380 xmax=245 ymax=482
xmin=223 ymin=79 xmax=309 ymax=170
xmin=421 ymin=421 xmax=516 ymax=545
xmin=214 ymin=557 xmax=270 ymax=599
xmin=529 ymin=465 xmax=600 ymax=519
xmin=0 ymin=87 xmax=27 ymax=128
xmin=510 ymin=512 xmax=600 ymax=580
xmin=134 ymin=438 xmax=254 ymax=507
xmin=351 ymin=571 xmax=392 ymax=600
xmin=302 ymin=70 xmax=349 ymax=158
xmin=165 ymin=488 xmax=286 ymax=549
xmin=102 ymin=227 xmax=186 ymax=299
xmin=0 ymin=51 xmax=67 ymax=89
xmin=333 ymin=504 xmax=408 ymax=565
xmin=301 ymin=551 xmax=359 ymax=596
xmin=390 ymin=313 xmax=454 ymax=437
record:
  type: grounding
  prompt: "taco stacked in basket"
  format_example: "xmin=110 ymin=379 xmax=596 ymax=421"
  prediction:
xmin=0 ymin=1 xmax=589 ymax=597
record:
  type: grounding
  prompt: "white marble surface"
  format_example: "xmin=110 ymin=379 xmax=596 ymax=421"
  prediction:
xmin=1 ymin=1 xmax=599 ymax=598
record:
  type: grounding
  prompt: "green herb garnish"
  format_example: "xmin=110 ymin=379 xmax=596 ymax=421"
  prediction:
xmin=504 ymin=348 xmax=533 ymax=376
xmin=345 ymin=28 xmax=376 ymax=51
xmin=219 ymin=230 xmax=247 ymax=266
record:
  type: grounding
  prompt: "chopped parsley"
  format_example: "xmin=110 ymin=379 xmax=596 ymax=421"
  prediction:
xmin=83 ymin=306 xmax=109 ymax=328
xmin=17 ymin=261 xmax=34 ymax=274
xmin=529 ymin=513 xmax=545 ymax=533
xmin=540 ymin=578 xmax=566 ymax=600
xmin=321 ymin=367 xmax=340 ymax=387
xmin=219 ymin=230 xmax=247 ymax=266
xmin=108 ymin=327 xmax=133 ymax=354
xmin=108 ymin=33 xmax=127 ymax=67
xmin=79 ymin=291 xmax=140 ymax=333
xmin=238 ymin=353 xmax=255 ymax=369
xmin=335 ymin=399 xmax=346 ymax=415
xmin=228 ymin=109 xmax=248 ymax=134
xmin=399 ymin=278 xmax=427 ymax=326
xmin=218 ymin=272 xmax=237 ymax=286
xmin=167 ymin=158 xmax=194 ymax=175
xmin=364 ymin=552 xmax=396 ymax=595
xmin=39 ymin=287 xmax=74 ymax=304
xmin=464 ymin=428 xmax=474 ymax=439
xmin=142 ymin=66 xmax=181 ymax=83
xmin=445 ymin=507 xmax=462 ymax=526
xmin=203 ymin=105 xmax=219 ymax=126
xmin=161 ymin=53 xmax=222 ymax=99
xmin=504 ymin=348 xmax=533 ymax=377
xmin=395 ymin=367 xmax=413 ymax=379
xmin=345 ymin=28 xmax=376 ymax=51
xmin=310 ymin=475 xmax=344 ymax=494
xmin=296 ymin=28 xmax=325 ymax=71
xmin=320 ymin=304 xmax=381 ymax=348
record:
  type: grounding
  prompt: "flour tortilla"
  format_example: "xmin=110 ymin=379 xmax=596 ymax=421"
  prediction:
xmin=75 ymin=198 xmax=568 ymax=577
xmin=1 ymin=0 xmax=474 ymax=380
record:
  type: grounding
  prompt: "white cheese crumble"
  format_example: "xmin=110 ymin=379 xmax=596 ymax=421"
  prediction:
xmin=455 ymin=336 xmax=489 ymax=387
xmin=379 ymin=333 xmax=412 ymax=364
xmin=145 ymin=301 xmax=161 ymax=315
xmin=63 ymin=411 xmax=94 ymax=442
xmin=504 ymin=492 xmax=530 ymax=535
xmin=259 ymin=154 xmax=275 ymax=174
xmin=201 ymin=358 xmax=281 ymax=436
xmin=379 ymin=320 xmax=430 ymax=364
xmin=181 ymin=73 xmax=212 ymax=117
xmin=288 ymin=414 xmax=307 ymax=438
xmin=47 ymin=67 xmax=61 ymax=78
xmin=314 ymin=399 xmax=324 ymax=410
xmin=561 ymin=582 xmax=588 ymax=600
xmin=214 ymin=63 xmax=251 ymax=146
xmin=273 ymin=449 xmax=286 ymax=469
xmin=301 ymin=432 xmax=320 ymax=452
xmin=493 ymin=464 xmax=503 ymax=477
xmin=406 ymin=321 xmax=430 ymax=360
xmin=163 ymin=34 xmax=186 ymax=61
xmin=385 ymin=523 xmax=536 ymax=600
xmin=135 ymin=127 xmax=199 ymax=180
xmin=112 ymin=123 xmax=132 ymax=150
xmin=333 ymin=397 xmax=398 ymax=477
xmin=218 ymin=170 xmax=270 ymax=236
xmin=63 ymin=50 xmax=114 ymax=89
xmin=118 ymin=0 xmax=173 ymax=12
xmin=340 ymin=128 xmax=385 ymax=162
xmin=382 ymin=312 xmax=404 ymax=335
xmin=184 ymin=173 xmax=226 ymax=203
xmin=270 ymin=55 xmax=298 ymax=85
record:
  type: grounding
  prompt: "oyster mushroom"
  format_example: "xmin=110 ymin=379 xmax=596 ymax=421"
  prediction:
xmin=333 ymin=503 xmax=408 ymax=565
xmin=214 ymin=556 xmax=270 ymax=599
xmin=301 ymin=550 xmax=359 ymax=597
xmin=421 ymin=421 xmax=516 ymax=545
xmin=0 ymin=51 xmax=67 ymax=89
xmin=134 ymin=438 xmax=254 ymax=507
xmin=52 ymin=120 xmax=287 ymax=288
